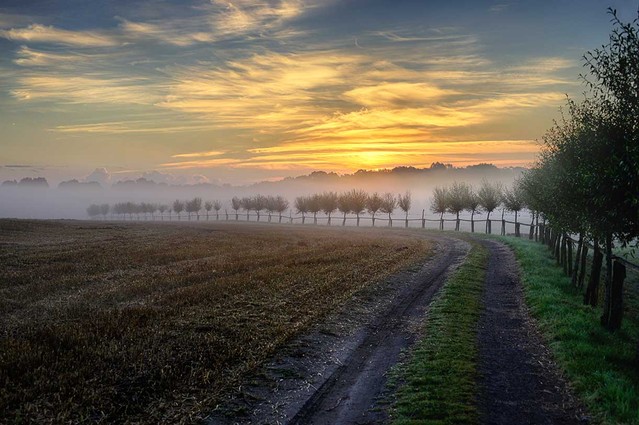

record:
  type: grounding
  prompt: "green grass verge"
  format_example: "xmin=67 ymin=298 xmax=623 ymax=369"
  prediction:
xmin=391 ymin=242 xmax=488 ymax=425
xmin=500 ymin=236 xmax=639 ymax=425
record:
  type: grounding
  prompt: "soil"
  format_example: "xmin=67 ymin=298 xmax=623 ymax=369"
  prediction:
xmin=476 ymin=239 xmax=589 ymax=425
xmin=204 ymin=234 xmax=469 ymax=424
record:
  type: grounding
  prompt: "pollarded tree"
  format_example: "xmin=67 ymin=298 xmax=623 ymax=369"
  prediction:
xmin=265 ymin=196 xmax=276 ymax=222
xmin=213 ymin=200 xmax=222 ymax=220
xmin=478 ymin=179 xmax=503 ymax=234
xmin=204 ymin=201 xmax=213 ymax=220
xmin=502 ymin=182 xmax=525 ymax=236
xmin=380 ymin=192 xmax=396 ymax=227
xmin=447 ymin=182 xmax=472 ymax=231
xmin=337 ymin=192 xmax=351 ymax=226
xmin=87 ymin=204 xmax=100 ymax=219
xmin=253 ymin=195 xmax=267 ymax=222
xmin=466 ymin=187 xmax=481 ymax=233
xmin=231 ymin=196 xmax=241 ymax=220
xmin=431 ymin=186 xmax=449 ymax=230
xmin=274 ymin=195 xmax=289 ymax=223
xmin=347 ymin=189 xmax=368 ymax=227
xmin=158 ymin=204 xmax=168 ymax=221
xmin=100 ymin=203 xmax=110 ymax=220
xmin=308 ymin=194 xmax=322 ymax=225
xmin=320 ymin=192 xmax=338 ymax=226
xmin=240 ymin=197 xmax=252 ymax=220
xmin=186 ymin=197 xmax=203 ymax=221
xmin=367 ymin=192 xmax=383 ymax=227
xmin=295 ymin=195 xmax=310 ymax=224
xmin=398 ymin=191 xmax=412 ymax=228
xmin=173 ymin=199 xmax=185 ymax=221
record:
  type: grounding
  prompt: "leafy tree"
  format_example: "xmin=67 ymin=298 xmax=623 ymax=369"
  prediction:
xmin=447 ymin=182 xmax=471 ymax=231
xmin=204 ymin=201 xmax=213 ymax=220
xmin=431 ymin=186 xmax=449 ymax=230
xmin=398 ymin=191 xmax=412 ymax=228
xmin=465 ymin=187 xmax=481 ymax=233
xmin=308 ymin=194 xmax=322 ymax=225
xmin=347 ymin=189 xmax=368 ymax=226
xmin=231 ymin=196 xmax=241 ymax=220
xmin=320 ymin=192 xmax=338 ymax=225
xmin=253 ymin=195 xmax=267 ymax=222
xmin=173 ymin=199 xmax=185 ymax=221
xmin=274 ymin=196 xmax=289 ymax=223
xmin=366 ymin=192 xmax=383 ymax=226
xmin=477 ymin=179 xmax=503 ymax=234
xmin=240 ymin=197 xmax=252 ymax=220
xmin=295 ymin=195 xmax=310 ymax=224
xmin=213 ymin=200 xmax=222 ymax=220
xmin=87 ymin=204 xmax=100 ymax=219
xmin=100 ymin=203 xmax=110 ymax=220
xmin=337 ymin=193 xmax=351 ymax=226
xmin=158 ymin=204 xmax=168 ymax=221
xmin=380 ymin=192 xmax=396 ymax=227
xmin=502 ymin=183 xmax=525 ymax=236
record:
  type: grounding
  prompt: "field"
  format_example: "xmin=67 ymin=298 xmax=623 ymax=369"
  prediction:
xmin=0 ymin=220 xmax=431 ymax=423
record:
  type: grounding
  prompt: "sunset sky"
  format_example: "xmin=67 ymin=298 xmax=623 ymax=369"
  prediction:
xmin=0 ymin=0 xmax=636 ymax=185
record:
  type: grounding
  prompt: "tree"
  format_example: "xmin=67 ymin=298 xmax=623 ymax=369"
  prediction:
xmin=366 ymin=192 xmax=383 ymax=226
xmin=447 ymin=182 xmax=471 ymax=231
xmin=274 ymin=196 xmax=289 ymax=223
xmin=308 ymin=194 xmax=322 ymax=225
xmin=87 ymin=204 xmax=100 ymax=219
xmin=295 ymin=195 xmax=310 ymax=224
xmin=158 ymin=204 xmax=168 ymax=221
xmin=320 ymin=192 xmax=338 ymax=226
xmin=347 ymin=189 xmax=368 ymax=226
xmin=466 ymin=187 xmax=481 ymax=233
xmin=478 ymin=179 xmax=503 ymax=234
xmin=380 ymin=192 xmax=396 ymax=227
xmin=204 ymin=201 xmax=213 ymax=220
xmin=337 ymin=193 xmax=351 ymax=226
xmin=100 ymin=203 xmax=110 ymax=220
xmin=213 ymin=200 xmax=222 ymax=220
xmin=502 ymin=183 xmax=525 ymax=237
xmin=431 ymin=186 xmax=449 ymax=230
xmin=398 ymin=191 xmax=411 ymax=228
xmin=173 ymin=199 xmax=185 ymax=220
xmin=253 ymin=195 xmax=267 ymax=222
xmin=185 ymin=197 xmax=203 ymax=220
xmin=231 ymin=196 xmax=241 ymax=220
xmin=240 ymin=197 xmax=252 ymax=220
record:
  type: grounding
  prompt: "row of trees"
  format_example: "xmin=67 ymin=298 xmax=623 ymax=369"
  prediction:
xmin=516 ymin=9 xmax=639 ymax=342
xmin=429 ymin=180 xmax=524 ymax=235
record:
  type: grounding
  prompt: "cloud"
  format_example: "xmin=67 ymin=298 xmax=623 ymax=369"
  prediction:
xmin=343 ymin=82 xmax=458 ymax=108
xmin=171 ymin=150 xmax=226 ymax=158
xmin=118 ymin=19 xmax=214 ymax=46
xmin=140 ymin=170 xmax=210 ymax=184
xmin=0 ymin=24 xmax=119 ymax=47
xmin=12 ymin=75 xmax=157 ymax=104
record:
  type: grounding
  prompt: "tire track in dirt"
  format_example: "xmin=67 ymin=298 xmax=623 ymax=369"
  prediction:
xmin=476 ymin=239 xmax=587 ymax=425
xmin=206 ymin=234 xmax=469 ymax=424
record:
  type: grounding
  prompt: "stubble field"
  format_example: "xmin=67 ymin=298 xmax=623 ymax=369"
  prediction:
xmin=0 ymin=219 xmax=430 ymax=424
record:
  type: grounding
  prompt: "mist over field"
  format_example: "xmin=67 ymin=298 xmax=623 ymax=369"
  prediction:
xmin=0 ymin=164 xmax=525 ymax=221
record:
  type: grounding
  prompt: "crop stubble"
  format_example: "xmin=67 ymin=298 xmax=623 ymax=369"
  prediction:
xmin=0 ymin=220 xmax=430 ymax=423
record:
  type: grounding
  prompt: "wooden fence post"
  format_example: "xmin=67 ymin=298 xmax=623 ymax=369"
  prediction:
xmin=584 ymin=239 xmax=602 ymax=307
xmin=421 ymin=209 xmax=425 ymax=229
xmin=608 ymin=260 xmax=626 ymax=331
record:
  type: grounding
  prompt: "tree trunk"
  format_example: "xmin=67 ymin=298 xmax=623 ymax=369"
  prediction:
xmin=356 ymin=213 xmax=360 ymax=227
xmin=514 ymin=210 xmax=519 ymax=237
xmin=486 ymin=211 xmax=491 ymax=234
xmin=422 ymin=209 xmax=425 ymax=229
xmin=567 ymin=236 xmax=573 ymax=276
xmin=601 ymin=234 xmax=614 ymax=328
xmin=471 ymin=211 xmax=475 ymax=233
xmin=343 ymin=213 xmax=346 ymax=226
xmin=372 ymin=214 xmax=376 ymax=227
xmin=607 ymin=260 xmax=626 ymax=331
xmin=572 ymin=234 xmax=583 ymax=287
xmin=313 ymin=212 xmax=317 ymax=225
xmin=584 ymin=239 xmax=602 ymax=307
xmin=578 ymin=243 xmax=588 ymax=289
xmin=456 ymin=211 xmax=460 ymax=231
xmin=405 ymin=211 xmax=408 ymax=228
xmin=328 ymin=213 xmax=332 ymax=226
xmin=501 ymin=219 xmax=506 ymax=236
xmin=279 ymin=213 xmax=282 ymax=224
xmin=302 ymin=214 xmax=305 ymax=225
xmin=555 ymin=232 xmax=561 ymax=263
xmin=388 ymin=213 xmax=392 ymax=227
xmin=529 ymin=212 xmax=535 ymax=240
xmin=561 ymin=235 xmax=568 ymax=274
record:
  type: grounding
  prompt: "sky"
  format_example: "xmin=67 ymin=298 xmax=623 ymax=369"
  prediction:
xmin=0 ymin=0 xmax=637 ymax=185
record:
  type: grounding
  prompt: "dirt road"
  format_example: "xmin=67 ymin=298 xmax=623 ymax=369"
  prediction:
xmin=476 ymin=239 xmax=586 ymax=424
xmin=206 ymin=234 xmax=469 ymax=424
xmin=207 ymin=235 xmax=586 ymax=424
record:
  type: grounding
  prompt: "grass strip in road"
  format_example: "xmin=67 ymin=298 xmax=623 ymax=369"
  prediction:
xmin=392 ymin=242 xmax=488 ymax=425
xmin=501 ymin=236 xmax=639 ymax=425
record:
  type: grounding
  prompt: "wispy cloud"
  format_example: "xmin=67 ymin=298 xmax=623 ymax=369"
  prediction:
xmin=0 ymin=24 xmax=119 ymax=47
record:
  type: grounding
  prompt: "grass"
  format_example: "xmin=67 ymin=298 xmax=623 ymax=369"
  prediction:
xmin=500 ymin=236 xmax=639 ymax=425
xmin=391 ymin=241 xmax=488 ymax=425
xmin=0 ymin=219 xmax=431 ymax=424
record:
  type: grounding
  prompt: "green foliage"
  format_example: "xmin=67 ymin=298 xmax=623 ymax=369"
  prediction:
xmin=392 ymin=243 xmax=488 ymax=425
